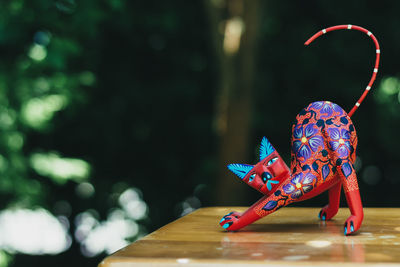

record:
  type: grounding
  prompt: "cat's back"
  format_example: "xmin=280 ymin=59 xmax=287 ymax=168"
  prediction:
xmin=291 ymin=101 xmax=357 ymax=164
xmin=296 ymin=101 xmax=347 ymax=122
xmin=293 ymin=101 xmax=356 ymax=128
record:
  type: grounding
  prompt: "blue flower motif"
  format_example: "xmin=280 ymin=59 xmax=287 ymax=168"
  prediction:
xmin=310 ymin=101 xmax=343 ymax=117
xmin=322 ymin=164 xmax=330 ymax=181
xmin=341 ymin=162 xmax=353 ymax=178
xmin=262 ymin=200 xmax=278 ymax=211
xmin=292 ymin=124 xmax=324 ymax=161
xmin=283 ymin=173 xmax=316 ymax=199
xmin=328 ymin=128 xmax=352 ymax=158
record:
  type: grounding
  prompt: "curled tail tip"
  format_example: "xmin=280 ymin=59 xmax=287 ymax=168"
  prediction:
xmin=304 ymin=31 xmax=323 ymax=46
xmin=304 ymin=36 xmax=314 ymax=46
xmin=304 ymin=37 xmax=315 ymax=46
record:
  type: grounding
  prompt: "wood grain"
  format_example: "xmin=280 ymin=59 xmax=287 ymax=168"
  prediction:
xmin=99 ymin=207 xmax=400 ymax=266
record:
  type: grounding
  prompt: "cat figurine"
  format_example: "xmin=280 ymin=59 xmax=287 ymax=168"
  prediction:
xmin=219 ymin=24 xmax=380 ymax=235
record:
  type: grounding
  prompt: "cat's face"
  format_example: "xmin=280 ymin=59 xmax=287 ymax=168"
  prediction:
xmin=228 ymin=137 xmax=290 ymax=195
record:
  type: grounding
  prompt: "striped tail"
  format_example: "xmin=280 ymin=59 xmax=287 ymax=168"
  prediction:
xmin=304 ymin=24 xmax=380 ymax=118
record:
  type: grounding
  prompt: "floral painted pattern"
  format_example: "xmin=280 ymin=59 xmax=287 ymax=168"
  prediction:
xmin=328 ymin=128 xmax=352 ymax=158
xmin=292 ymin=124 xmax=324 ymax=161
xmin=310 ymin=101 xmax=343 ymax=117
xmin=283 ymin=173 xmax=316 ymax=199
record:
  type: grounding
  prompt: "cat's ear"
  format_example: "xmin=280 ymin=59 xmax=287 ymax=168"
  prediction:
xmin=260 ymin=136 xmax=275 ymax=161
xmin=227 ymin=163 xmax=254 ymax=179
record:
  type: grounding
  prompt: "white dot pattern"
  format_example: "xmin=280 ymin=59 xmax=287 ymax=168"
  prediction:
xmin=305 ymin=25 xmax=380 ymax=118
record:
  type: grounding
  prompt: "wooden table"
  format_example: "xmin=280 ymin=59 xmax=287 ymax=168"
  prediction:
xmin=99 ymin=207 xmax=400 ymax=266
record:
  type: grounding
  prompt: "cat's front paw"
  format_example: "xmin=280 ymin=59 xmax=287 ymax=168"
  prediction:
xmin=219 ymin=211 xmax=241 ymax=231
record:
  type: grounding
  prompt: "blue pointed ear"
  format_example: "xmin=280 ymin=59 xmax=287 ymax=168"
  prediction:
xmin=260 ymin=136 xmax=275 ymax=161
xmin=227 ymin=164 xmax=254 ymax=180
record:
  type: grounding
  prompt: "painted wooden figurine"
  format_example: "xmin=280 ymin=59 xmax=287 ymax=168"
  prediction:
xmin=219 ymin=25 xmax=380 ymax=235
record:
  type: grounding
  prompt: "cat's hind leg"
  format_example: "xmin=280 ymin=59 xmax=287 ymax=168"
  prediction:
xmin=338 ymin=163 xmax=363 ymax=235
xmin=319 ymin=181 xmax=341 ymax=221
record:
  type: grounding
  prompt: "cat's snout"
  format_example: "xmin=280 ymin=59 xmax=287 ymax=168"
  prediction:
xmin=262 ymin=172 xmax=271 ymax=180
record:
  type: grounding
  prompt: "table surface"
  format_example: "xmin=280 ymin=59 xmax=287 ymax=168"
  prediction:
xmin=99 ymin=207 xmax=400 ymax=267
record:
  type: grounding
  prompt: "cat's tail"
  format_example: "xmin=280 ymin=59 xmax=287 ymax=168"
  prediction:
xmin=304 ymin=25 xmax=380 ymax=118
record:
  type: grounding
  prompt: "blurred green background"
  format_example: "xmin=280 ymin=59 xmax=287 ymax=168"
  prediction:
xmin=0 ymin=0 xmax=399 ymax=266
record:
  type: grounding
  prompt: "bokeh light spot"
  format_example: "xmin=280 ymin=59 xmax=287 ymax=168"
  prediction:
xmin=79 ymin=71 xmax=96 ymax=86
xmin=34 ymin=77 xmax=51 ymax=93
xmin=223 ymin=17 xmax=244 ymax=54
xmin=30 ymin=153 xmax=91 ymax=184
xmin=7 ymin=132 xmax=24 ymax=151
xmin=0 ymin=209 xmax=71 ymax=255
xmin=362 ymin=165 xmax=382 ymax=186
xmin=53 ymin=201 xmax=72 ymax=217
xmin=75 ymin=209 xmax=139 ymax=257
xmin=0 ymin=250 xmax=11 ymax=267
xmin=33 ymin=31 xmax=51 ymax=46
xmin=119 ymin=188 xmax=148 ymax=220
xmin=380 ymin=77 xmax=400 ymax=95
xmin=75 ymin=182 xmax=95 ymax=198
xmin=0 ymin=108 xmax=16 ymax=129
xmin=21 ymin=94 xmax=68 ymax=129
xmin=28 ymin=44 xmax=47 ymax=61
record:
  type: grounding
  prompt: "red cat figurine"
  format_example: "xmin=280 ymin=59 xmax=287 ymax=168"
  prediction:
xmin=219 ymin=25 xmax=380 ymax=235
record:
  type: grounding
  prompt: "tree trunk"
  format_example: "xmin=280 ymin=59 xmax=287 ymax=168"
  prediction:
xmin=205 ymin=0 xmax=261 ymax=205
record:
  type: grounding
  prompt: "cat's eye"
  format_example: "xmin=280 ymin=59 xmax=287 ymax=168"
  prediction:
xmin=249 ymin=173 xmax=256 ymax=182
xmin=267 ymin=157 xmax=278 ymax=166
